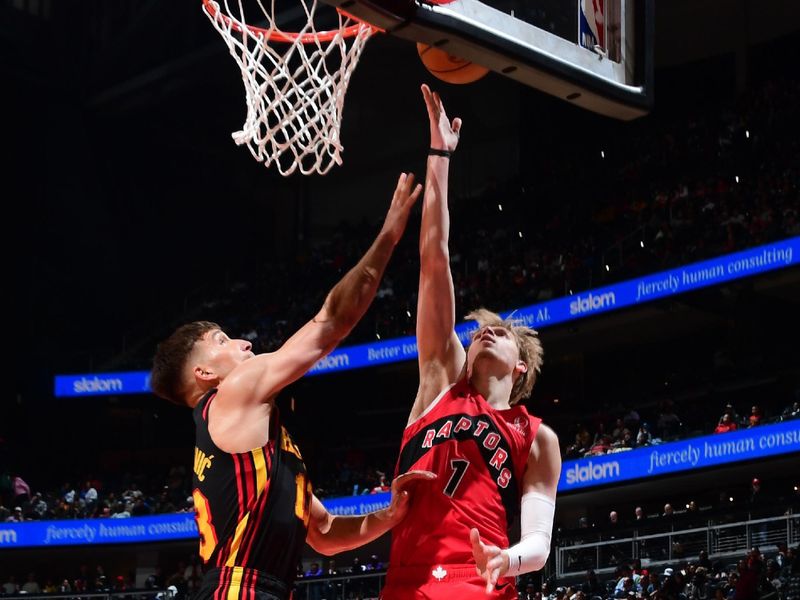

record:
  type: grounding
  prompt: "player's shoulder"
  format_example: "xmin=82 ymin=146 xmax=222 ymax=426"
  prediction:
xmin=530 ymin=423 xmax=559 ymax=455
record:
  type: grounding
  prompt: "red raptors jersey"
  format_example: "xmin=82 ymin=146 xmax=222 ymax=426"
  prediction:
xmin=390 ymin=380 xmax=541 ymax=567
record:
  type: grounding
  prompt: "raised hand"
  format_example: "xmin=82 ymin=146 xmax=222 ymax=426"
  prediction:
xmin=421 ymin=84 xmax=462 ymax=152
xmin=381 ymin=172 xmax=423 ymax=245
xmin=470 ymin=528 xmax=509 ymax=594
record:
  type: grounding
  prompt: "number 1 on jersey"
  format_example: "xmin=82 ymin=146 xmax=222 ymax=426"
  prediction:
xmin=444 ymin=459 xmax=469 ymax=497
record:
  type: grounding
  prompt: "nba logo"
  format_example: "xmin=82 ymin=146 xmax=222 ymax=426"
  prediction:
xmin=579 ymin=0 xmax=605 ymax=53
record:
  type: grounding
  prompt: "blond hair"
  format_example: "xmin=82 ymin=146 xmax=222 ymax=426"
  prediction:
xmin=465 ymin=308 xmax=543 ymax=405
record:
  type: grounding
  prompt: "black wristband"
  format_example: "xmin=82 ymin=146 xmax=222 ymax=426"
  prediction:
xmin=428 ymin=148 xmax=452 ymax=158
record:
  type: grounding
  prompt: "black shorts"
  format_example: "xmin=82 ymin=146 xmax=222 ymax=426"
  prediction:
xmin=196 ymin=567 xmax=291 ymax=600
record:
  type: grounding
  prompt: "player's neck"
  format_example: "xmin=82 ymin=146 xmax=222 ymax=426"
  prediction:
xmin=470 ymin=374 xmax=512 ymax=409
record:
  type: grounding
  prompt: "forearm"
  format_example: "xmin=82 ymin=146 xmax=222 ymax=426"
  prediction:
xmin=420 ymin=156 xmax=451 ymax=267
xmin=320 ymin=230 xmax=397 ymax=336
xmin=312 ymin=509 xmax=394 ymax=556
xmin=504 ymin=492 xmax=556 ymax=576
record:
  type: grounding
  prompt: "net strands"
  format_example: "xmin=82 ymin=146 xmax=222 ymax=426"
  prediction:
xmin=203 ymin=0 xmax=375 ymax=176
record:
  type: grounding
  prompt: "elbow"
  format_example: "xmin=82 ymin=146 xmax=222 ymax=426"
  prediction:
xmin=320 ymin=298 xmax=356 ymax=339
xmin=307 ymin=535 xmax=340 ymax=557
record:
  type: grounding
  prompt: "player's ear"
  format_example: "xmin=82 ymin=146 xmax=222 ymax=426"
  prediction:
xmin=194 ymin=365 xmax=217 ymax=382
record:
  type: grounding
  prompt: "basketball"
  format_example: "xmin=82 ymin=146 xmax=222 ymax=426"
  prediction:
xmin=417 ymin=43 xmax=489 ymax=84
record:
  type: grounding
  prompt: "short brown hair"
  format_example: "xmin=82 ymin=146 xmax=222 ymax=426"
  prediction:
xmin=150 ymin=321 xmax=220 ymax=405
xmin=465 ymin=308 xmax=543 ymax=405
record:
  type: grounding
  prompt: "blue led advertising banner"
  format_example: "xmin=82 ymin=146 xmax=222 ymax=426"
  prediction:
xmin=55 ymin=238 xmax=798 ymax=395
xmin=559 ymin=420 xmax=800 ymax=492
xmin=0 ymin=497 xmax=392 ymax=549
xmin=2 ymin=424 xmax=797 ymax=548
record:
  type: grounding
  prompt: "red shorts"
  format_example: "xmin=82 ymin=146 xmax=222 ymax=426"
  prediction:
xmin=380 ymin=564 xmax=517 ymax=599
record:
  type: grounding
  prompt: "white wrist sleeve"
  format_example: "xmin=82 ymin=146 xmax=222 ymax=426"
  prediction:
xmin=504 ymin=491 xmax=555 ymax=576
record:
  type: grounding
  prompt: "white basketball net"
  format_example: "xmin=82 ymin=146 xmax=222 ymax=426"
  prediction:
xmin=203 ymin=0 xmax=376 ymax=176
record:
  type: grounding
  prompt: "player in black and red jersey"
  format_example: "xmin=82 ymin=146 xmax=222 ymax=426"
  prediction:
xmin=150 ymin=172 xmax=435 ymax=600
xmin=381 ymin=86 xmax=562 ymax=599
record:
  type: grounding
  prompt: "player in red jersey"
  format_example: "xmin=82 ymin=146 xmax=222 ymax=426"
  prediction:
xmin=150 ymin=173 xmax=435 ymax=600
xmin=380 ymin=86 xmax=562 ymax=599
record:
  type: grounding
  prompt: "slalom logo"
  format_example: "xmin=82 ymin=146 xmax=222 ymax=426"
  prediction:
xmin=310 ymin=353 xmax=350 ymax=372
xmin=569 ymin=291 xmax=616 ymax=316
xmin=0 ymin=529 xmax=18 ymax=544
xmin=565 ymin=460 xmax=620 ymax=485
xmin=73 ymin=377 xmax=123 ymax=394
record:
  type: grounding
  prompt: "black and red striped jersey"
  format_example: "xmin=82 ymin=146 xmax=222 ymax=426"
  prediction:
xmin=192 ymin=389 xmax=311 ymax=587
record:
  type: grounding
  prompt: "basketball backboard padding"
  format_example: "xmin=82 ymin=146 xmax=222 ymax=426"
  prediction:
xmin=329 ymin=0 xmax=653 ymax=120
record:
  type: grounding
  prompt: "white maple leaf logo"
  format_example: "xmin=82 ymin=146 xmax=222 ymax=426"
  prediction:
xmin=431 ymin=566 xmax=447 ymax=581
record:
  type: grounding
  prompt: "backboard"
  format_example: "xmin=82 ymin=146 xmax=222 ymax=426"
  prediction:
xmin=324 ymin=0 xmax=653 ymax=120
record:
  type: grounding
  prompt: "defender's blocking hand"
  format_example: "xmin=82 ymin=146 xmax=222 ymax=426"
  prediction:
xmin=381 ymin=172 xmax=423 ymax=245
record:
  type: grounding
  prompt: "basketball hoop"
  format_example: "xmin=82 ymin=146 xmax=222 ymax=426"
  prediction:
xmin=202 ymin=0 xmax=379 ymax=176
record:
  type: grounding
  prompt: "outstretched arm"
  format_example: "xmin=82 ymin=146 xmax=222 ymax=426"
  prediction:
xmin=408 ymin=85 xmax=466 ymax=425
xmin=220 ymin=173 xmax=422 ymax=406
xmin=306 ymin=470 xmax=436 ymax=555
xmin=471 ymin=425 xmax=561 ymax=591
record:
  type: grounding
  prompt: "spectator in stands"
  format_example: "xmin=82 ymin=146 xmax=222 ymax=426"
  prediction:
xmin=94 ymin=565 xmax=107 ymax=591
xmin=698 ymin=550 xmax=712 ymax=571
xmin=304 ymin=562 xmax=323 ymax=600
xmin=623 ymin=407 xmax=641 ymax=436
xmin=28 ymin=491 xmax=47 ymax=519
xmin=781 ymin=400 xmax=799 ymax=421
xmin=131 ymin=496 xmax=151 ymax=516
xmin=748 ymin=478 xmax=765 ymax=508
xmin=747 ymin=405 xmax=763 ymax=428
xmin=565 ymin=428 xmax=592 ymax=459
xmin=81 ymin=480 xmax=98 ymax=512
xmin=370 ymin=472 xmax=390 ymax=494
xmin=12 ymin=474 xmax=30 ymax=506
xmin=365 ymin=555 xmax=384 ymax=571
xmin=687 ymin=566 xmax=709 ymax=600
xmin=2 ymin=575 xmax=19 ymax=594
xmin=663 ymin=503 xmax=675 ymax=519
xmin=613 ymin=576 xmax=634 ymax=598
xmin=521 ymin=580 xmax=537 ymax=599
xmin=634 ymin=506 xmax=646 ymax=522
xmin=582 ymin=570 xmax=603 ymax=597
xmin=714 ymin=413 xmax=738 ymax=434
xmin=612 ymin=419 xmax=627 ymax=441
xmin=586 ymin=434 xmax=613 ymax=456
xmin=636 ymin=423 xmax=652 ymax=447
xmin=644 ymin=571 xmax=660 ymax=596
xmin=145 ymin=566 xmax=165 ymax=590
xmin=723 ymin=404 xmax=742 ymax=427
xmin=610 ymin=429 xmax=634 ymax=452
xmin=21 ymin=573 xmax=41 ymax=594
xmin=656 ymin=401 xmax=682 ymax=440
xmin=74 ymin=564 xmax=91 ymax=592
xmin=325 ymin=560 xmax=338 ymax=577
xmin=774 ymin=542 xmax=789 ymax=573
xmin=765 ymin=560 xmax=782 ymax=595
xmin=734 ymin=558 xmax=759 ymax=600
